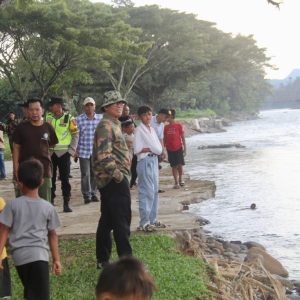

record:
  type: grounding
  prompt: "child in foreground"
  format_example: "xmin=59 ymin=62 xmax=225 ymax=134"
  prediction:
xmin=0 ymin=159 xmax=61 ymax=300
xmin=0 ymin=197 xmax=11 ymax=299
xmin=96 ymin=257 xmax=155 ymax=300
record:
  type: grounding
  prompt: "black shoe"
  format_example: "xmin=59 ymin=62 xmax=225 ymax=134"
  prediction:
xmin=97 ymin=261 xmax=109 ymax=270
xmin=158 ymin=189 xmax=165 ymax=193
xmin=84 ymin=198 xmax=91 ymax=204
xmin=69 ymin=175 xmax=73 ymax=178
xmin=91 ymin=195 xmax=99 ymax=202
xmin=63 ymin=205 xmax=73 ymax=213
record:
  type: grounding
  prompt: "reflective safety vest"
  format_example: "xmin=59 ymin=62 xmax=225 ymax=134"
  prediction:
xmin=46 ymin=112 xmax=77 ymax=151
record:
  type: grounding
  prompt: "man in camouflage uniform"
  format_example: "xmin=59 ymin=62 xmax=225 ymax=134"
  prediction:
xmin=92 ymin=90 xmax=132 ymax=269
xmin=46 ymin=96 xmax=79 ymax=212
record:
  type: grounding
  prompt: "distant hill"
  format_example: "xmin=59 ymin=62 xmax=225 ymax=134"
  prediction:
xmin=269 ymin=69 xmax=300 ymax=88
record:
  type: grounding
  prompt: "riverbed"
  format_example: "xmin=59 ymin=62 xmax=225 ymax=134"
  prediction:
xmin=186 ymin=109 xmax=300 ymax=279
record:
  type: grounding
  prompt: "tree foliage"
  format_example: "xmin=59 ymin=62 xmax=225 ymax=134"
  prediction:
xmin=0 ymin=0 xmax=272 ymax=116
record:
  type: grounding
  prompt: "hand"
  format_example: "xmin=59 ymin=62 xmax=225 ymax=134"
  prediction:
xmin=0 ymin=258 xmax=3 ymax=270
xmin=52 ymin=260 xmax=62 ymax=275
xmin=73 ymin=153 xmax=79 ymax=163
xmin=160 ymin=152 xmax=166 ymax=160
xmin=183 ymin=149 xmax=187 ymax=157
xmin=141 ymin=147 xmax=151 ymax=153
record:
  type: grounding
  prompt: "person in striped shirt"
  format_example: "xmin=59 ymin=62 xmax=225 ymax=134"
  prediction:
xmin=76 ymin=97 xmax=102 ymax=204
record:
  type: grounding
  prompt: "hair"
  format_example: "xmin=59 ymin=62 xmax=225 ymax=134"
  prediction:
xmin=119 ymin=116 xmax=134 ymax=129
xmin=158 ymin=108 xmax=170 ymax=116
xmin=137 ymin=106 xmax=152 ymax=116
xmin=27 ymin=97 xmax=44 ymax=108
xmin=18 ymin=159 xmax=44 ymax=189
xmin=169 ymin=109 xmax=176 ymax=118
xmin=96 ymin=257 xmax=155 ymax=299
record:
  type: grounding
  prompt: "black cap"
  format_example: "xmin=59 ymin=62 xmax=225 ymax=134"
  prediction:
xmin=158 ymin=108 xmax=171 ymax=116
xmin=48 ymin=96 xmax=64 ymax=106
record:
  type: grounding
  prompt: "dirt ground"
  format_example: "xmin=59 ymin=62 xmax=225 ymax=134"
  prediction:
xmin=0 ymin=160 xmax=216 ymax=236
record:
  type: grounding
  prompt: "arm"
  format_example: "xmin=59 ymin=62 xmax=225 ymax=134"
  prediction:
xmin=48 ymin=230 xmax=61 ymax=275
xmin=68 ymin=117 xmax=79 ymax=156
xmin=181 ymin=128 xmax=186 ymax=156
xmin=13 ymin=143 xmax=21 ymax=180
xmin=0 ymin=224 xmax=9 ymax=270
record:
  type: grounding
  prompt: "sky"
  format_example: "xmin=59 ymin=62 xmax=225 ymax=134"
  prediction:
xmin=96 ymin=0 xmax=300 ymax=79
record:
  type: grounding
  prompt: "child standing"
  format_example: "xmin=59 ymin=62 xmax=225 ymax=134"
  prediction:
xmin=164 ymin=109 xmax=186 ymax=189
xmin=0 ymin=159 xmax=61 ymax=300
xmin=133 ymin=106 xmax=165 ymax=232
xmin=0 ymin=197 xmax=11 ymax=299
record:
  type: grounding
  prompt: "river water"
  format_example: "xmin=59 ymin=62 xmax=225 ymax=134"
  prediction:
xmin=186 ymin=109 xmax=300 ymax=279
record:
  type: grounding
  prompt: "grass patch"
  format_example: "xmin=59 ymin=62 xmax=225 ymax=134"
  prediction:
xmin=3 ymin=134 xmax=11 ymax=160
xmin=9 ymin=234 xmax=209 ymax=300
xmin=176 ymin=109 xmax=216 ymax=120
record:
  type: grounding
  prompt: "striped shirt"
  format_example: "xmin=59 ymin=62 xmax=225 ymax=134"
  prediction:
xmin=76 ymin=113 xmax=102 ymax=158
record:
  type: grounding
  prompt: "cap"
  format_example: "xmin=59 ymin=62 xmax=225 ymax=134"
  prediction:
xmin=48 ymin=96 xmax=64 ymax=106
xmin=158 ymin=108 xmax=172 ymax=116
xmin=101 ymin=90 xmax=127 ymax=111
xmin=83 ymin=97 xmax=95 ymax=106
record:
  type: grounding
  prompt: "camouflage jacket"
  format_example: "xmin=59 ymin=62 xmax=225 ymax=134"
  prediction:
xmin=92 ymin=113 xmax=130 ymax=188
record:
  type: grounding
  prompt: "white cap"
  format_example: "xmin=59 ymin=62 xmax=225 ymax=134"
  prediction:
xmin=83 ymin=97 xmax=95 ymax=106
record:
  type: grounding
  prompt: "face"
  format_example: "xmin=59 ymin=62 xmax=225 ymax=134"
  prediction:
xmin=104 ymin=102 xmax=125 ymax=118
xmin=8 ymin=113 xmax=15 ymax=120
xmin=123 ymin=105 xmax=130 ymax=116
xmin=28 ymin=101 xmax=44 ymax=123
xmin=50 ymin=103 xmax=63 ymax=115
xmin=139 ymin=111 xmax=152 ymax=126
xmin=84 ymin=103 xmax=95 ymax=115
xmin=123 ymin=123 xmax=135 ymax=135
xmin=156 ymin=113 xmax=167 ymax=123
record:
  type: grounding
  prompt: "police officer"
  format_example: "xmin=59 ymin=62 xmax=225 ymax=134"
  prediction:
xmin=46 ymin=96 xmax=79 ymax=212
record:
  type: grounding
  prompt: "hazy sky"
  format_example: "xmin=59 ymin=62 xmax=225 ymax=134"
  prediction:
xmin=98 ymin=0 xmax=299 ymax=79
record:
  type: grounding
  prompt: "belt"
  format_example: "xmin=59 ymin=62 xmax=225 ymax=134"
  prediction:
xmin=148 ymin=153 xmax=157 ymax=157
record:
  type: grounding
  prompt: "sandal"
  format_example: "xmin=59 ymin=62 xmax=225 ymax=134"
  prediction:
xmin=173 ymin=184 xmax=180 ymax=189
xmin=143 ymin=224 xmax=156 ymax=232
xmin=153 ymin=221 xmax=166 ymax=228
xmin=179 ymin=181 xmax=185 ymax=187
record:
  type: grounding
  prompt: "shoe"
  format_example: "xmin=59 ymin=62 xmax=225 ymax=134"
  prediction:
xmin=153 ymin=221 xmax=166 ymax=228
xmin=69 ymin=175 xmax=73 ymax=178
xmin=97 ymin=261 xmax=109 ymax=270
xmin=84 ymin=198 xmax=91 ymax=204
xmin=142 ymin=224 xmax=156 ymax=232
xmin=173 ymin=184 xmax=180 ymax=189
xmin=63 ymin=205 xmax=73 ymax=213
xmin=158 ymin=189 xmax=165 ymax=193
xmin=179 ymin=181 xmax=185 ymax=187
xmin=91 ymin=195 xmax=99 ymax=202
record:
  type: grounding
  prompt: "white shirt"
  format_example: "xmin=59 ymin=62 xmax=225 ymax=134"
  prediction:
xmin=133 ymin=123 xmax=162 ymax=161
xmin=150 ymin=115 xmax=164 ymax=141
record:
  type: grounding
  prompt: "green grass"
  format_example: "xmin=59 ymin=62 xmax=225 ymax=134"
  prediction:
xmin=3 ymin=134 xmax=11 ymax=160
xmin=176 ymin=109 xmax=216 ymax=120
xmin=9 ymin=234 xmax=209 ymax=300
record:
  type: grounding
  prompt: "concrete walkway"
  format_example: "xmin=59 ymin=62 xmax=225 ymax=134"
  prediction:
xmin=0 ymin=160 xmax=216 ymax=236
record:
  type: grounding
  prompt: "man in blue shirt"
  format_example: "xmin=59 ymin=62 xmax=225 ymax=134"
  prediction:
xmin=76 ymin=97 xmax=102 ymax=204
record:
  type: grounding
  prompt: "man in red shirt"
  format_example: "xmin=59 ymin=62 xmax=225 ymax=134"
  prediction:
xmin=164 ymin=109 xmax=186 ymax=189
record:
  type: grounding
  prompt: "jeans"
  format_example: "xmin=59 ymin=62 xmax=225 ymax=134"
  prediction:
xmin=79 ymin=157 xmax=97 ymax=199
xmin=51 ymin=152 xmax=71 ymax=201
xmin=136 ymin=155 xmax=159 ymax=227
xmin=0 ymin=150 xmax=6 ymax=179
xmin=96 ymin=177 xmax=132 ymax=263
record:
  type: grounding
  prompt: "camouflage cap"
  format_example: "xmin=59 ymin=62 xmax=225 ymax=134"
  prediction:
xmin=101 ymin=90 xmax=127 ymax=111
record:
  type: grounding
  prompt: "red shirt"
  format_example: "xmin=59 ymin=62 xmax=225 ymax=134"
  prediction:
xmin=164 ymin=123 xmax=184 ymax=151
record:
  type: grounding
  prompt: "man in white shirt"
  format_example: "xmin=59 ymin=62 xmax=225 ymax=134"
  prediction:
xmin=133 ymin=106 xmax=165 ymax=232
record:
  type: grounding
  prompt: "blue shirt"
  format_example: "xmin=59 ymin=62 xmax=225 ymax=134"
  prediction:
xmin=76 ymin=113 xmax=102 ymax=158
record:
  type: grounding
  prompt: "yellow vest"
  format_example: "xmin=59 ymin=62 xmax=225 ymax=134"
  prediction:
xmin=0 ymin=197 xmax=7 ymax=259
xmin=46 ymin=112 xmax=77 ymax=151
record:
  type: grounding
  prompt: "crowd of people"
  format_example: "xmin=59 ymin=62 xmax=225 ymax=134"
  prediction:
xmin=0 ymin=90 xmax=186 ymax=299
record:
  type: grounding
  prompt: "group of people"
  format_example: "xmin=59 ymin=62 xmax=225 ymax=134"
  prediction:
xmin=0 ymin=90 xmax=186 ymax=299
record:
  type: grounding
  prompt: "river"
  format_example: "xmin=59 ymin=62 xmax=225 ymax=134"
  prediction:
xmin=186 ymin=109 xmax=300 ymax=279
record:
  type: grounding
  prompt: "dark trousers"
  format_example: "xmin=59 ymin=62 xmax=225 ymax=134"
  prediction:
xmin=130 ymin=154 xmax=138 ymax=188
xmin=51 ymin=152 xmax=71 ymax=201
xmin=0 ymin=258 xmax=11 ymax=298
xmin=16 ymin=261 xmax=49 ymax=300
xmin=96 ymin=177 xmax=132 ymax=263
